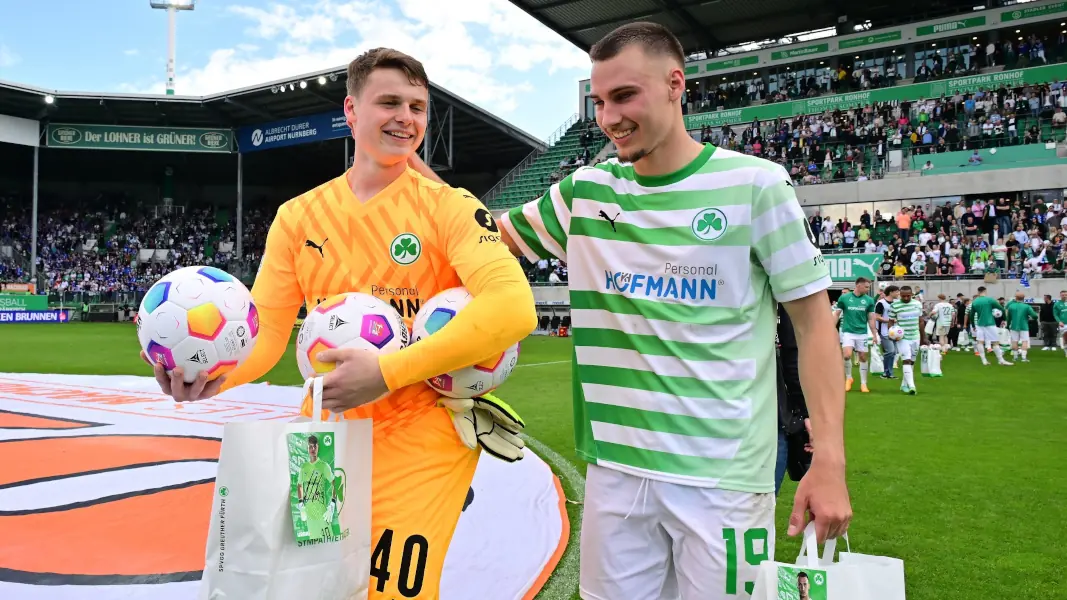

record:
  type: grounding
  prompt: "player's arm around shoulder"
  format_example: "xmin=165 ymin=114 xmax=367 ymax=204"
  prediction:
xmin=497 ymin=166 xmax=591 ymax=262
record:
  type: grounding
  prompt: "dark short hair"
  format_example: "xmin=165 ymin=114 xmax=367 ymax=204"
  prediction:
xmin=885 ymin=285 xmax=899 ymax=294
xmin=308 ymin=435 xmax=319 ymax=446
xmin=977 ymin=286 xmax=987 ymax=293
xmin=900 ymin=286 xmax=913 ymax=293
xmin=798 ymin=571 xmax=809 ymax=579
xmin=856 ymin=277 xmax=870 ymax=285
xmin=346 ymin=47 xmax=428 ymax=98
xmin=589 ymin=22 xmax=685 ymax=68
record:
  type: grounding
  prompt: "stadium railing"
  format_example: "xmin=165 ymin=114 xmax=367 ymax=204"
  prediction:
xmin=482 ymin=113 xmax=580 ymax=207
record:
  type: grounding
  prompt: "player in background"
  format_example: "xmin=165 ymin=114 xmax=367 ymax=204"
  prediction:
xmin=836 ymin=278 xmax=878 ymax=393
xmin=1004 ymin=292 xmax=1038 ymax=362
xmin=297 ymin=434 xmax=336 ymax=538
xmin=965 ymin=286 xmax=1012 ymax=366
xmin=144 ymin=48 xmax=537 ymax=599
xmin=874 ymin=285 xmax=899 ymax=379
xmin=930 ymin=294 xmax=956 ymax=354
xmin=888 ymin=285 xmax=925 ymax=395
xmin=1055 ymin=290 xmax=1067 ymax=356
xmin=497 ymin=22 xmax=851 ymax=599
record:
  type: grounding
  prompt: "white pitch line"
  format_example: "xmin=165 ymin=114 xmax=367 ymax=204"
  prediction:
xmin=523 ymin=434 xmax=584 ymax=600
xmin=516 ymin=360 xmax=570 ymax=369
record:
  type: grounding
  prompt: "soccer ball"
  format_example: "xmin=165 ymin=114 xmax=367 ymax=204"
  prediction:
xmin=992 ymin=308 xmax=1003 ymax=318
xmin=887 ymin=326 xmax=905 ymax=341
xmin=295 ymin=292 xmax=409 ymax=379
xmin=137 ymin=266 xmax=259 ymax=384
xmin=411 ymin=287 xmax=520 ymax=398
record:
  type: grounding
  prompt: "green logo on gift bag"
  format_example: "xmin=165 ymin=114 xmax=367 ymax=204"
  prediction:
xmin=219 ymin=486 xmax=229 ymax=497
xmin=776 ymin=566 xmax=828 ymax=600
xmin=287 ymin=431 xmax=342 ymax=542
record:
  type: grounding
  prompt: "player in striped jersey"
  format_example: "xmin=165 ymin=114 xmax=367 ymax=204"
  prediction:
xmin=888 ymin=286 xmax=926 ymax=395
xmin=499 ymin=22 xmax=851 ymax=600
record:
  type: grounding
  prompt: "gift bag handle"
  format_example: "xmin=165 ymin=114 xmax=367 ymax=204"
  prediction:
xmin=302 ymin=376 xmax=325 ymax=423
xmin=797 ymin=522 xmax=848 ymax=567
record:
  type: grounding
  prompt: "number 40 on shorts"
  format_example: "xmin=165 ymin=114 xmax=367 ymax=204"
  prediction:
xmin=371 ymin=528 xmax=429 ymax=598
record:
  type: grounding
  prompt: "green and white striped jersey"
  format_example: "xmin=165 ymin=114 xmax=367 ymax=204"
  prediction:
xmin=889 ymin=299 xmax=924 ymax=341
xmin=500 ymin=144 xmax=832 ymax=492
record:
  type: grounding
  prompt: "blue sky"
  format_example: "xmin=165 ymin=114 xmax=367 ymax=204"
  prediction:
xmin=0 ymin=0 xmax=590 ymax=140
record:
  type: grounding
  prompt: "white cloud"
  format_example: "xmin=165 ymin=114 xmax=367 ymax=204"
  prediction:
xmin=120 ymin=0 xmax=588 ymax=134
xmin=124 ymin=49 xmax=140 ymax=56
xmin=0 ymin=44 xmax=19 ymax=68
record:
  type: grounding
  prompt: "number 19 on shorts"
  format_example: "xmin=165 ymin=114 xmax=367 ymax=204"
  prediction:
xmin=723 ymin=527 xmax=769 ymax=595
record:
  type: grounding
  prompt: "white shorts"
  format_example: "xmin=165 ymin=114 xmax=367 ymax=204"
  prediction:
xmin=580 ymin=464 xmax=775 ymax=600
xmin=895 ymin=339 xmax=919 ymax=361
xmin=840 ymin=332 xmax=869 ymax=352
xmin=976 ymin=326 xmax=999 ymax=343
xmin=1009 ymin=330 xmax=1030 ymax=344
xmin=1059 ymin=324 xmax=1067 ymax=334
xmin=935 ymin=325 xmax=950 ymax=337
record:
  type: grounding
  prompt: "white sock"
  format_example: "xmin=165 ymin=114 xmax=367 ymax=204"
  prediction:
xmin=979 ymin=348 xmax=989 ymax=364
xmin=845 ymin=359 xmax=853 ymax=381
xmin=1021 ymin=349 xmax=1028 ymax=360
xmin=903 ymin=364 xmax=914 ymax=388
xmin=859 ymin=362 xmax=868 ymax=386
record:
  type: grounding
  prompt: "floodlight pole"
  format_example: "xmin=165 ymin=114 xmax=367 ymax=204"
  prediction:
xmin=150 ymin=1 xmax=195 ymax=95
xmin=166 ymin=6 xmax=176 ymax=95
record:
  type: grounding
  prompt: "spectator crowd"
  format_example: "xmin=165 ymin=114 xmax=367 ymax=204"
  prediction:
xmin=810 ymin=195 xmax=1066 ymax=278
xmin=0 ymin=193 xmax=244 ymax=299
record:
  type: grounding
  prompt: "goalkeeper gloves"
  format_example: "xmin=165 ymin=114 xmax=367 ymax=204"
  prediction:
xmin=297 ymin=501 xmax=307 ymax=522
xmin=324 ymin=500 xmax=336 ymax=524
xmin=438 ymin=393 xmax=525 ymax=463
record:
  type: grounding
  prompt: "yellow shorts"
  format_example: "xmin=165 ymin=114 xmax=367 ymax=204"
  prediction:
xmin=303 ymin=389 xmax=478 ymax=599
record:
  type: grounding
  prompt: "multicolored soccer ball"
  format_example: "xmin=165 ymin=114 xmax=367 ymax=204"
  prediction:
xmin=887 ymin=326 xmax=905 ymax=341
xmin=296 ymin=292 xmax=409 ymax=379
xmin=992 ymin=308 xmax=1003 ymax=319
xmin=137 ymin=266 xmax=259 ymax=384
xmin=411 ymin=287 xmax=519 ymax=398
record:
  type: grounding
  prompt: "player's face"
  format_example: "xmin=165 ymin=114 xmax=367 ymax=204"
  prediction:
xmin=798 ymin=576 xmax=810 ymax=594
xmin=856 ymin=281 xmax=869 ymax=295
xmin=590 ymin=45 xmax=683 ymax=164
xmin=901 ymin=290 xmax=913 ymax=302
xmin=308 ymin=441 xmax=318 ymax=461
xmin=346 ymin=68 xmax=428 ymax=167
xmin=1061 ymin=292 xmax=1067 ymax=302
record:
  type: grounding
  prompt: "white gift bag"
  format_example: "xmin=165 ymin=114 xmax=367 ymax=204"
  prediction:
xmin=869 ymin=343 xmax=884 ymax=374
xmin=919 ymin=346 xmax=930 ymax=377
xmin=199 ymin=377 xmax=373 ymax=600
xmin=750 ymin=523 xmax=906 ymax=600
xmin=922 ymin=346 xmax=942 ymax=377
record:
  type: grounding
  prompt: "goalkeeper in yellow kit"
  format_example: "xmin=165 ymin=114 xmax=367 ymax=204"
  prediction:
xmin=146 ymin=48 xmax=536 ymax=599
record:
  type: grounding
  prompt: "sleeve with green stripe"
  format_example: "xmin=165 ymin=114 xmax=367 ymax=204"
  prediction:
xmin=750 ymin=164 xmax=832 ymax=303
xmin=499 ymin=173 xmax=574 ymax=263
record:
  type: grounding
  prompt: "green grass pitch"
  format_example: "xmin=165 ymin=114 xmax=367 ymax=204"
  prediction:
xmin=2 ymin=323 xmax=1064 ymax=599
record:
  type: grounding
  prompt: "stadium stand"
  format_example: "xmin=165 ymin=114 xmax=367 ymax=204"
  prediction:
xmin=488 ymin=118 xmax=610 ymax=208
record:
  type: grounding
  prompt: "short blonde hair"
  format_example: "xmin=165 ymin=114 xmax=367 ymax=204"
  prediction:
xmin=346 ymin=48 xmax=428 ymax=98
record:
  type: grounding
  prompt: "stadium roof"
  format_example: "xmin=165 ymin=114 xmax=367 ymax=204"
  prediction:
xmin=508 ymin=0 xmax=986 ymax=56
xmin=0 ymin=65 xmax=545 ymax=174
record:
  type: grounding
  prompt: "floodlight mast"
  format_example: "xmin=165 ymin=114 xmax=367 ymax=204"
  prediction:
xmin=149 ymin=0 xmax=196 ymax=95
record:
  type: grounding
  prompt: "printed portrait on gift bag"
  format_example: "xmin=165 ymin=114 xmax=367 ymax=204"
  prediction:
xmin=288 ymin=432 xmax=346 ymax=542
xmin=777 ymin=566 xmax=828 ymax=600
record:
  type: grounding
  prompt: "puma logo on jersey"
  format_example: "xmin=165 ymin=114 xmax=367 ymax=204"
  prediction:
xmin=305 ymin=238 xmax=328 ymax=258
xmin=598 ymin=210 xmax=620 ymax=232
